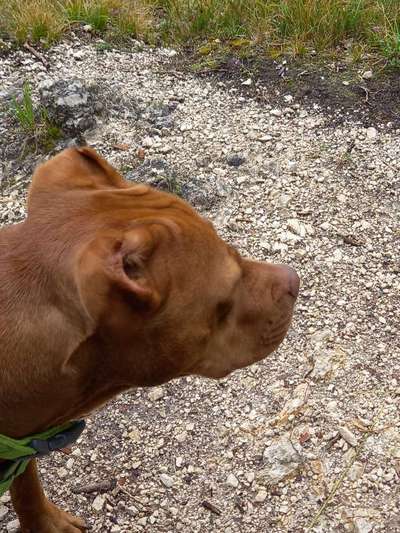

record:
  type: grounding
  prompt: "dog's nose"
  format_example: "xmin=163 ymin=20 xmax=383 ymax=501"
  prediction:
xmin=285 ymin=265 xmax=300 ymax=298
xmin=273 ymin=265 xmax=300 ymax=300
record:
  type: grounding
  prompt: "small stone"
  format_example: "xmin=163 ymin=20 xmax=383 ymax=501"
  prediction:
xmin=0 ymin=494 xmax=11 ymax=503
xmin=142 ymin=136 xmax=154 ymax=148
xmin=276 ymin=382 xmax=309 ymax=422
xmin=137 ymin=516 xmax=148 ymax=526
xmin=176 ymin=456 xmax=183 ymax=467
xmin=262 ymin=436 xmax=302 ymax=484
xmin=83 ymin=24 xmax=93 ymax=32
xmin=226 ymin=153 xmax=246 ymax=167
xmin=366 ymin=127 xmax=377 ymax=139
xmin=111 ymin=526 xmax=121 ymax=532
xmin=242 ymin=78 xmax=252 ymax=86
xmin=391 ymin=447 xmax=400 ymax=459
xmin=164 ymin=49 xmax=177 ymax=57
xmin=226 ymin=473 xmax=239 ymax=488
xmin=6 ymin=519 xmax=19 ymax=532
xmin=338 ymin=426 xmax=358 ymax=447
xmin=270 ymin=109 xmax=282 ymax=117
xmin=128 ymin=505 xmax=139 ymax=516
xmin=354 ymin=517 xmax=374 ymax=533
xmin=245 ymin=472 xmax=255 ymax=483
xmin=362 ymin=71 xmax=373 ymax=80
xmin=73 ymin=50 xmax=85 ymax=61
xmin=148 ymin=387 xmax=163 ymax=401
xmin=342 ymin=80 xmax=350 ymax=86
xmin=332 ymin=249 xmax=343 ymax=262
xmin=327 ymin=400 xmax=338 ymax=412
xmin=348 ymin=462 xmax=364 ymax=481
xmin=0 ymin=505 xmax=9 ymax=519
xmin=259 ymin=135 xmax=273 ymax=142
xmin=128 ymin=426 xmax=141 ymax=442
xmin=284 ymin=95 xmax=293 ymax=103
xmin=287 ymin=218 xmax=307 ymax=238
xmin=254 ymin=490 xmax=267 ymax=503
xmin=58 ymin=467 xmax=68 ymax=478
xmin=92 ymin=494 xmax=106 ymax=512
xmin=159 ymin=145 xmax=172 ymax=154
xmin=160 ymin=473 xmax=174 ymax=488
xmin=175 ymin=431 xmax=187 ymax=443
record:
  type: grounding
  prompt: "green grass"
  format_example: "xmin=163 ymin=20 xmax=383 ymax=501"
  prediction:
xmin=11 ymin=82 xmax=62 ymax=151
xmin=0 ymin=1 xmax=400 ymax=66
xmin=12 ymin=82 xmax=36 ymax=133
xmin=157 ymin=0 xmax=260 ymax=42
xmin=274 ymin=0 xmax=367 ymax=51
xmin=373 ymin=1 xmax=400 ymax=65
xmin=62 ymin=0 xmax=110 ymax=31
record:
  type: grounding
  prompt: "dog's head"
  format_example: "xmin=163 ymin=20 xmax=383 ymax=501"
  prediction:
xmin=28 ymin=147 xmax=299 ymax=385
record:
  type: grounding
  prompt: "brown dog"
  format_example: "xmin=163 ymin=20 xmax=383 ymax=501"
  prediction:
xmin=0 ymin=147 xmax=299 ymax=532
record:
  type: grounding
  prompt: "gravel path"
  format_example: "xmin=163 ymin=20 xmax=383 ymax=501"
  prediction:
xmin=0 ymin=39 xmax=399 ymax=533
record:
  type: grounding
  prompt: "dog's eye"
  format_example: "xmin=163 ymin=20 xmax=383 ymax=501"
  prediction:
xmin=216 ymin=300 xmax=233 ymax=323
xmin=123 ymin=254 xmax=141 ymax=279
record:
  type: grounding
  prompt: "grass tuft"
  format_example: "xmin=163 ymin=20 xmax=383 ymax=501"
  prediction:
xmin=11 ymin=82 xmax=62 ymax=151
xmin=157 ymin=0 xmax=270 ymax=43
xmin=0 ymin=1 xmax=400 ymax=66
xmin=12 ymin=82 xmax=36 ymax=133
xmin=62 ymin=0 xmax=110 ymax=31
xmin=1 ymin=0 xmax=65 ymax=44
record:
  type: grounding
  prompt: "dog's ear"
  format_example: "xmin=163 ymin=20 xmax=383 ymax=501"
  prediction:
xmin=76 ymin=225 xmax=161 ymax=323
xmin=73 ymin=146 xmax=129 ymax=188
xmin=29 ymin=146 xmax=128 ymax=198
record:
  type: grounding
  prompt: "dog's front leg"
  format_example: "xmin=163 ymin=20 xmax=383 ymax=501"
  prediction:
xmin=10 ymin=459 xmax=86 ymax=533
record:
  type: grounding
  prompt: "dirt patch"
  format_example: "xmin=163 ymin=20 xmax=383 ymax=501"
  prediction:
xmin=180 ymin=52 xmax=400 ymax=128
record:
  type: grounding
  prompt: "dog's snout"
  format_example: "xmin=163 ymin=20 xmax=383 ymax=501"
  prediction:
xmin=272 ymin=265 xmax=300 ymax=301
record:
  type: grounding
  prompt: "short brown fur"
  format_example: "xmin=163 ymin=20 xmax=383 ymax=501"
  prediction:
xmin=0 ymin=147 xmax=299 ymax=532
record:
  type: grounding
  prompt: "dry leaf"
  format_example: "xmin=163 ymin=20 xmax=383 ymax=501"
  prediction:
xmin=299 ymin=431 xmax=311 ymax=445
xmin=113 ymin=143 xmax=129 ymax=151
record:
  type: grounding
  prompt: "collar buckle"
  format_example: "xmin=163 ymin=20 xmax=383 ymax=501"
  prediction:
xmin=29 ymin=420 xmax=86 ymax=458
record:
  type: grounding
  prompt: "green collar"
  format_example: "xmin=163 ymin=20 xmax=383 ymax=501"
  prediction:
xmin=0 ymin=420 xmax=85 ymax=496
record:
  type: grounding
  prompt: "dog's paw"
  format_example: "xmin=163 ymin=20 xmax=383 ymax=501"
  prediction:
xmin=20 ymin=502 xmax=86 ymax=533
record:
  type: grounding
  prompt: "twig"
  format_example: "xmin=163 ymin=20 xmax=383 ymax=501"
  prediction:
xmin=358 ymin=85 xmax=370 ymax=104
xmin=72 ymin=479 xmax=116 ymax=494
xmin=202 ymin=500 xmax=222 ymax=516
xmin=234 ymin=496 xmax=246 ymax=514
xmin=23 ymin=43 xmax=49 ymax=69
xmin=323 ymin=433 xmax=341 ymax=452
xmin=116 ymin=484 xmax=147 ymax=509
xmin=380 ymin=158 xmax=399 ymax=173
xmin=307 ymin=406 xmax=384 ymax=531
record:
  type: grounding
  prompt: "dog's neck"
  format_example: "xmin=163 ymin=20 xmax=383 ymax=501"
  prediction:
xmin=0 ymin=223 xmax=129 ymax=438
